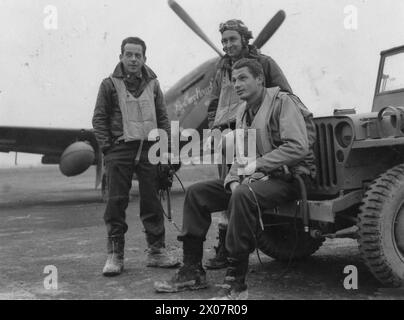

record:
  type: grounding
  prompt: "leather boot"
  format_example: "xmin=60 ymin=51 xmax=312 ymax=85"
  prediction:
xmin=212 ymin=255 xmax=249 ymax=300
xmin=146 ymin=246 xmax=181 ymax=268
xmin=154 ymin=238 xmax=208 ymax=293
xmin=205 ymin=226 xmax=229 ymax=269
xmin=102 ymin=236 xmax=125 ymax=277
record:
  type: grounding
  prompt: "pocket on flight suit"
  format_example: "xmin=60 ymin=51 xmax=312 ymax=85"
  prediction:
xmin=138 ymin=100 xmax=153 ymax=121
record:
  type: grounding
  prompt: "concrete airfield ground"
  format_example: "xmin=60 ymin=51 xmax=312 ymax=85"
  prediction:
xmin=0 ymin=164 xmax=402 ymax=300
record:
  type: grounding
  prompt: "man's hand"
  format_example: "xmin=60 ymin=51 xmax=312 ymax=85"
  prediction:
xmin=229 ymin=181 xmax=240 ymax=193
xmin=244 ymin=161 xmax=257 ymax=175
xmin=237 ymin=160 xmax=257 ymax=176
xmin=102 ymin=145 xmax=113 ymax=155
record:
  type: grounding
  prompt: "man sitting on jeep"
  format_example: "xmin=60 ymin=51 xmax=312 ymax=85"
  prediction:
xmin=154 ymin=58 xmax=316 ymax=299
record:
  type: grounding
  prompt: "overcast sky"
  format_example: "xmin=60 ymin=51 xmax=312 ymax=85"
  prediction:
xmin=0 ymin=0 xmax=404 ymax=165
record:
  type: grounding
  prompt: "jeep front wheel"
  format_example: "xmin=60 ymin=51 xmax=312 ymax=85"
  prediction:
xmin=358 ymin=164 xmax=404 ymax=287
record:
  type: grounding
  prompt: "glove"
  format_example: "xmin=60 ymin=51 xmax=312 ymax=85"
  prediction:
xmin=158 ymin=163 xmax=174 ymax=190
xmin=229 ymin=181 xmax=240 ymax=193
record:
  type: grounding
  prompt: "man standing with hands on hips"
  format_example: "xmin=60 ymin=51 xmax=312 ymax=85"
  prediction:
xmin=92 ymin=37 xmax=180 ymax=277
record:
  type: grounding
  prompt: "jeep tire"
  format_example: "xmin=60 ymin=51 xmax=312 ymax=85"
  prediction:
xmin=358 ymin=164 xmax=404 ymax=287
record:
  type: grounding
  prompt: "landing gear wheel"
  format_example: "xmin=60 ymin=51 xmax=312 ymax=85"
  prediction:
xmin=257 ymin=224 xmax=324 ymax=261
xmin=358 ymin=164 xmax=404 ymax=287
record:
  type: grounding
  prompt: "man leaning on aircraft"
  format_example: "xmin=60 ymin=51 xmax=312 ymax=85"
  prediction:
xmin=205 ymin=19 xmax=293 ymax=270
xmin=92 ymin=37 xmax=180 ymax=277
xmin=155 ymin=58 xmax=316 ymax=299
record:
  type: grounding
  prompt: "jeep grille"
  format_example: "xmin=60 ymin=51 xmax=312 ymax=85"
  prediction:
xmin=314 ymin=122 xmax=337 ymax=188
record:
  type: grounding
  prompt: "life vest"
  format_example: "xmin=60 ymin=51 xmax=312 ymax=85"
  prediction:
xmin=110 ymin=77 xmax=158 ymax=141
xmin=213 ymin=69 xmax=243 ymax=128
xmin=235 ymin=87 xmax=317 ymax=177
xmin=235 ymin=87 xmax=280 ymax=156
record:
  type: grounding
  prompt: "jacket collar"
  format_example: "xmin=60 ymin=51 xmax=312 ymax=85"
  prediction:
xmin=112 ymin=62 xmax=157 ymax=81
xmin=219 ymin=45 xmax=260 ymax=70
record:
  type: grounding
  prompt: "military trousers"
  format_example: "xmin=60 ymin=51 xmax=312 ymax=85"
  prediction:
xmin=104 ymin=141 xmax=165 ymax=249
xmin=178 ymin=178 xmax=300 ymax=257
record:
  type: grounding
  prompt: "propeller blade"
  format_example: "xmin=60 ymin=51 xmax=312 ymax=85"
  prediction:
xmin=253 ymin=10 xmax=286 ymax=49
xmin=168 ymin=0 xmax=223 ymax=57
xmin=95 ymin=151 xmax=103 ymax=189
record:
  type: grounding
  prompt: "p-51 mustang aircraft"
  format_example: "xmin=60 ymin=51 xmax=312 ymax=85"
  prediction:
xmin=0 ymin=0 xmax=285 ymax=195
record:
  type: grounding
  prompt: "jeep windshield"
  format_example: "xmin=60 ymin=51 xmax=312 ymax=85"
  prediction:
xmin=379 ymin=51 xmax=404 ymax=93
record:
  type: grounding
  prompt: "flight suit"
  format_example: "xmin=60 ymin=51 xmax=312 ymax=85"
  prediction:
xmin=205 ymin=45 xmax=293 ymax=268
xmin=208 ymin=45 xmax=292 ymax=129
xmin=179 ymin=87 xmax=316 ymax=257
xmin=93 ymin=63 xmax=170 ymax=249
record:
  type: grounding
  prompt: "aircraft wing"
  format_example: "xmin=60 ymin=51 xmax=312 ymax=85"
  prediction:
xmin=0 ymin=126 xmax=99 ymax=157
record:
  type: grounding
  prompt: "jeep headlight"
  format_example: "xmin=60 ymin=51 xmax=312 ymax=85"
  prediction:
xmin=335 ymin=121 xmax=353 ymax=148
